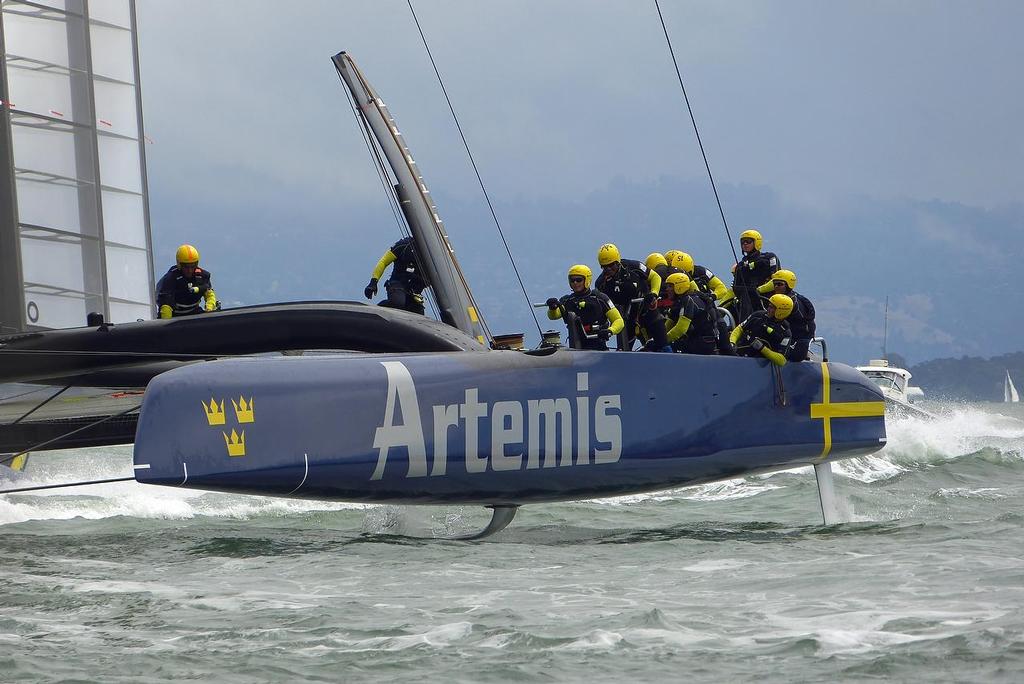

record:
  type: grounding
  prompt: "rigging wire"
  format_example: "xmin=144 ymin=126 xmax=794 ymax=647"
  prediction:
xmin=0 ymin=403 xmax=141 ymax=467
xmin=0 ymin=476 xmax=136 ymax=496
xmin=407 ymin=0 xmax=544 ymax=339
xmin=654 ymin=0 xmax=740 ymax=266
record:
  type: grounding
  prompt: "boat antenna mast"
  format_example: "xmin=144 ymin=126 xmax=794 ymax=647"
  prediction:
xmin=882 ymin=295 xmax=889 ymax=360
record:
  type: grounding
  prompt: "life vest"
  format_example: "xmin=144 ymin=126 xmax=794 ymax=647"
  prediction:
xmin=387 ymin=237 xmax=426 ymax=292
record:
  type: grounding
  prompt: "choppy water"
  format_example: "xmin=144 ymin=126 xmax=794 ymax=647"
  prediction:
xmin=2 ymin=403 xmax=1024 ymax=682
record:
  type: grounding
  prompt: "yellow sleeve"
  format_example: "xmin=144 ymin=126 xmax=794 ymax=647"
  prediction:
xmin=204 ymin=288 xmax=218 ymax=311
xmin=605 ymin=307 xmax=624 ymax=334
xmin=159 ymin=304 xmax=173 ymax=319
xmin=647 ymin=269 xmax=662 ymax=296
xmin=547 ymin=307 xmax=563 ymax=321
xmin=666 ymin=315 xmax=691 ymax=343
xmin=729 ymin=323 xmax=743 ymax=345
xmin=757 ymin=278 xmax=775 ymax=294
xmin=371 ymin=250 xmax=398 ymax=280
xmin=717 ymin=288 xmax=735 ymax=306
xmin=708 ymin=276 xmax=729 ymax=300
xmin=761 ymin=347 xmax=787 ymax=366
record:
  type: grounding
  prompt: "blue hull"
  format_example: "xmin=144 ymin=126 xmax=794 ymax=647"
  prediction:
xmin=133 ymin=350 xmax=885 ymax=504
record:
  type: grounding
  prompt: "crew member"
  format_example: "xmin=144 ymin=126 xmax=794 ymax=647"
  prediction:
xmin=669 ymin=251 xmax=736 ymax=355
xmin=156 ymin=244 xmax=218 ymax=319
xmin=364 ymin=236 xmax=427 ymax=315
xmin=646 ymin=253 xmax=680 ymax=293
xmin=730 ymin=293 xmax=793 ymax=366
xmin=765 ymin=269 xmax=816 ymax=361
xmin=546 ymin=265 xmax=624 ymax=351
xmin=595 ymin=243 xmax=669 ymax=352
xmin=731 ymin=229 xmax=780 ymax=322
xmin=663 ymin=273 xmax=718 ymax=354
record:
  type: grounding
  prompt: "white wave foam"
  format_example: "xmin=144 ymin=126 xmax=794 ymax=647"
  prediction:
xmin=881 ymin=404 xmax=1024 ymax=465
xmin=0 ymin=446 xmax=372 ymax=527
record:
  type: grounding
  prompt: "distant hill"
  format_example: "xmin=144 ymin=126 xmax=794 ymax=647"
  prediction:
xmin=909 ymin=352 xmax=1024 ymax=401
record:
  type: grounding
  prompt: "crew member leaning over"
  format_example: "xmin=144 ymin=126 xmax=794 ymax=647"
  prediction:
xmin=668 ymin=251 xmax=736 ymax=356
xmin=662 ymin=273 xmax=718 ymax=355
xmin=730 ymin=293 xmax=794 ymax=366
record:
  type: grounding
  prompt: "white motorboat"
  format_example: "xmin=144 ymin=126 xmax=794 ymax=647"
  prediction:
xmin=856 ymin=359 xmax=934 ymax=418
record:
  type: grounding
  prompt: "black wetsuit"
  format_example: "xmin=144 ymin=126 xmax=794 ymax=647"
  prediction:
xmin=732 ymin=249 xmax=780 ymax=322
xmin=691 ymin=263 xmax=735 ymax=355
xmin=785 ymin=290 xmax=816 ymax=361
xmin=555 ymin=289 xmax=618 ymax=351
xmin=735 ymin=311 xmax=791 ymax=359
xmin=381 ymin=237 xmax=427 ymax=315
xmin=595 ymin=258 xmax=668 ymax=351
xmin=156 ymin=266 xmax=214 ymax=317
xmin=669 ymin=291 xmax=718 ymax=355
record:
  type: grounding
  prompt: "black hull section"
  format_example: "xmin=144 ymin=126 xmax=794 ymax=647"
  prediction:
xmin=0 ymin=302 xmax=485 ymax=387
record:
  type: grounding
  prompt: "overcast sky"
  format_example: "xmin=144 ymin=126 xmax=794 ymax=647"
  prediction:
xmin=134 ymin=0 xmax=1024 ymax=362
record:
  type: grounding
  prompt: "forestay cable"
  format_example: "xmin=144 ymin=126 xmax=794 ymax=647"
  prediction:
xmin=654 ymin=0 xmax=740 ymax=266
xmin=407 ymin=0 xmax=543 ymax=339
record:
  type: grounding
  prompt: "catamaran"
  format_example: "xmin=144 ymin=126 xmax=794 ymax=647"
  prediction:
xmin=1 ymin=52 xmax=886 ymax=538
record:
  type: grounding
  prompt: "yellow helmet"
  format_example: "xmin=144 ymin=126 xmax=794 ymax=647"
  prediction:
xmin=669 ymin=251 xmax=695 ymax=274
xmin=665 ymin=272 xmax=691 ymax=295
xmin=772 ymin=269 xmax=797 ymax=291
xmin=645 ymin=252 xmax=667 ymax=271
xmin=176 ymin=244 xmax=200 ymax=266
xmin=739 ymin=229 xmax=763 ymax=251
xmin=568 ymin=264 xmax=593 ymax=288
xmin=597 ymin=243 xmax=621 ymax=267
xmin=663 ymin=249 xmax=683 ymax=266
xmin=768 ymin=293 xmax=794 ymax=320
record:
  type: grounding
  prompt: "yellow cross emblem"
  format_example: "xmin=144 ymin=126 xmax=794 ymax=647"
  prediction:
xmin=810 ymin=362 xmax=885 ymax=461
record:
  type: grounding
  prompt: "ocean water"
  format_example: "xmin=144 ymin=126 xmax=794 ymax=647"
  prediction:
xmin=2 ymin=403 xmax=1024 ymax=682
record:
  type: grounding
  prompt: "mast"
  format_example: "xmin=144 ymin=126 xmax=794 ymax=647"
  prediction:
xmin=332 ymin=52 xmax=488 ymax=346
xmin=882 ymin=295 xmax=889 ymax=359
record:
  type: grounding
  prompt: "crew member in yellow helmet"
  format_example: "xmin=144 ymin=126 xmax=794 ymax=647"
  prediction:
xmin=594 ymin=243 xmax=669 ymax=351
xmin=155 ymin=244 xmax=219 ymax=319
xmin=546 ymin=265 xmax=624 ymax=351
xmin=662 ymin=272 xmax=718 ymax=354
xmin=730 ymin=229 xmax=780 ymax=323
xmin=729 ymin=293 xmax=793 ymax=366
xmin=667 ymin=250 xmax=737 ymax=355
xmin=765 ymin=269 xmax=816 ymax=361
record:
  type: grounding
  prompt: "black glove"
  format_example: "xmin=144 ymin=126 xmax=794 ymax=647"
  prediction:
xmin=546 ymin=297 xmax=560 ymax=310
xmin=643 ymin=292 xmax=657 ymax=309
xmin=598 ymin=328 xmax=612 ymax=341
xmin=364 ymin=278 xmax=378 ymax=299
xmin=751 ymin=338 xmax=765 ymax=352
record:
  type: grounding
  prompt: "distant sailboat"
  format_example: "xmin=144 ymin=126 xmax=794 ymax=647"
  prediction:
xmin=1005 ymin=371 xmax=1020 ymax=403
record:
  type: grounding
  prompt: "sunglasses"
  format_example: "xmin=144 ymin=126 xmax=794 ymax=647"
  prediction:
xmin=773 ymin=281 xmax=786 ymax=287
xmin=740 ymin=238 xmax=754 ymax=244
xmin=568 ymin=276 xmax=585 ymax=283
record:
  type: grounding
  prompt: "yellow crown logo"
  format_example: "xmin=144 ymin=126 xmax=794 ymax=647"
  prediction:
xmin=232 ymin=396 xmax=255 ymax=423
xmin=203 ymin=398 xmax=225 ymax=426
xmin=223 ymin=429 xmax=246 ymax=457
